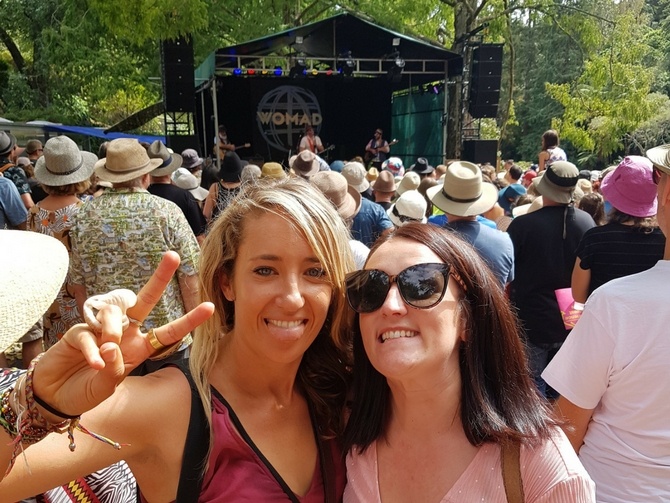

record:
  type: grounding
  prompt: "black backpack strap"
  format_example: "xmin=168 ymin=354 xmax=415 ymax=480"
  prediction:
xmin=134 ymin=361 xmax=209 ymax=503
xmin=175 ymin=363 xmax=210 ymax=503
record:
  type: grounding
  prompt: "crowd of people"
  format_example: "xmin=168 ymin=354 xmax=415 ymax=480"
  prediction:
xmin=0 ymin=127 xmax=669 ymax=502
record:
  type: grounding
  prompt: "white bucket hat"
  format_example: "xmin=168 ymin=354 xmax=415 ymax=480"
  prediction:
xmin=342 ymin=161 xmax=370 ymax=193
xmin=172 ymin=167 xmax=209 ymax=201
xmin=0 ymin=231 xmax=69 ymax=352
xmin=387 ymin=190 xmax=428 ymax=226
xmin=396 ymin=171 xmax=421 ymax=196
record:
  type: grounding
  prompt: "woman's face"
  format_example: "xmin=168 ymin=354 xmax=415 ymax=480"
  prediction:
xmin=220 ymin=211 xmax=333 ymax=365
xmin=359 ymin=238 xmax=464 ymax=385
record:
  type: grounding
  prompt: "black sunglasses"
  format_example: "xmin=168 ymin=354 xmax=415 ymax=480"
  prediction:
xmin=345 ymin=263 xmax=467 ymax=314
xmin=653 ymin=166 xmax=664 ymax=185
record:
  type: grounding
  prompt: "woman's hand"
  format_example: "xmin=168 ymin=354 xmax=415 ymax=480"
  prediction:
xmin=30 ymin=251 xmax=214 ymax=422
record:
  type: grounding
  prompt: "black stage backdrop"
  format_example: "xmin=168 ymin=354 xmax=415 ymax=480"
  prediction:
xmin=199 ymin=77 xmax=395 ymax=166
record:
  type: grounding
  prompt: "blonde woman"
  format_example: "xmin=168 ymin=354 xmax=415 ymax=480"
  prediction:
xmin=1 ymin=178 xmax=354 ymax=501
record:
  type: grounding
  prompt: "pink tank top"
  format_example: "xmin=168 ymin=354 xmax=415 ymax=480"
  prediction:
xmin=196 ymin=389 xmax=346 ymax=502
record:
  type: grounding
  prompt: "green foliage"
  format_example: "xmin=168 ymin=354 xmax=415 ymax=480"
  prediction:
xmin=86 ymin=0 xmax=209 ymax=45
xmin=546 ymin=11 xmax=656 ymax=159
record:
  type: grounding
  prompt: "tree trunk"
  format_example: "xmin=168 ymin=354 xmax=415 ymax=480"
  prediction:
xmin=0 ymin=27 xmax=25 ymax=73
xmin=445 ymin=0 xmax=479 ymax=158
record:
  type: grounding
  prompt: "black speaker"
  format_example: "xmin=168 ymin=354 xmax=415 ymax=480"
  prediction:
xmin=469 ymin=44 xmax=503 ymax=119
xmin=166 ymin=134 xmax=199 ymax=154
xmin=462 ymin=140 xmax=498 ymax=166
xmin=161 ymin=37 xmax=195 ymax=113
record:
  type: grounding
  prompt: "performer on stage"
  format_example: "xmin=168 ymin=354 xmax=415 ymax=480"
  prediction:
xmin=364 ymin=128 xmax=390 ymax=167
xmin=298 ymin=125 xmax=324 ymax=154
xmin=213 ymin=125 xmax=235 ymax=155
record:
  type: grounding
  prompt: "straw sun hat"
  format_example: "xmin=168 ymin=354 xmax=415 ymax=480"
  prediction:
xmin=34 ymin=136 xmax=97 ymax=186
xmin=0 ymin=231 xmax=69 ymax=352
xmin=95 ymin=138 xmax=163 ymax=183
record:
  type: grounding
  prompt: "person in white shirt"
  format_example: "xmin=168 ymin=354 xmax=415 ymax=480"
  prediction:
xmin=543 ymin=143 xmax=670 ymax=503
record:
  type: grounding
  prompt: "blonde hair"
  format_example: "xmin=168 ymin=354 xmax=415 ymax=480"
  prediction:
xmin=190 ymin=177 xmax=355 ymax=450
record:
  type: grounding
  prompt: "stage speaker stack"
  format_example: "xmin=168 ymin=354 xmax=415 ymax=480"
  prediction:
xmin=161 ymin=37 xmax=195 ymax=113
xmin=161 ymin=37 xmax=198 ymax=152
xmin=468 ymin=44 xmax=503 ymax=119
xmin=462 ymin=139 xmax=498 ymax=166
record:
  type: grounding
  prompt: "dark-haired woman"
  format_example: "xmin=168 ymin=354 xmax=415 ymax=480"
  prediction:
xmin=572 ymin=156 xmax=665 ymax=303
xmin=538 ymin=129 xmax=567 ymax=172
xmin=343 ymin=223 xmax=594 ymax=501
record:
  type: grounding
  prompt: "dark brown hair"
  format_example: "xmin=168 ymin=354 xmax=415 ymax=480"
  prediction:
xmin=577 ymin=192 xmax=606 ymax=226
xmin=542 ymin=129 xmax=560 ymax=149
xmin=607 ymin=207 xmax=657 ymax=232
xmin=343 ymin=223 xmax=555 ymax=453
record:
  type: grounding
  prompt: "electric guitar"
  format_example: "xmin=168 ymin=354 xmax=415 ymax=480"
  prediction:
xmin=364 ymin=139 xmax=399 ymax=163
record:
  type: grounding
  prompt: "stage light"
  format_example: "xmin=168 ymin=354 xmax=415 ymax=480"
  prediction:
xmin=311 ymin=69 xmax=318 ymax=76
xmin=326 ymin=68 xmax=333 ymax=76
xmin=289 ymin=56 xmax=307 ymax=78
xmin=337 ymin=52 xmax=355 ymax=77
xmin=386 ymin=51 xmax=404 ymax=83
xmin=233 ymin=68 xmax=242 ymax=76
xmin=433 ymin=85 xmax=439 ymax=94
xmin=261 ymin=69 xmax=269 ymax=75
xmin=274 ymin=66 xmax=283 ymax=76
xmin=247 ymin=69 xmax=256 ymax=75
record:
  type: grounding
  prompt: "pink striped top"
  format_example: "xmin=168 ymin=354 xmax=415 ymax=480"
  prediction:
xmin=344 ymin=428 xmax=595 ymax=502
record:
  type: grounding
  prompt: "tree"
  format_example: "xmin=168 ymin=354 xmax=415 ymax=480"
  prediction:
xmin=546 ymin=7 xmax=657 ymax=162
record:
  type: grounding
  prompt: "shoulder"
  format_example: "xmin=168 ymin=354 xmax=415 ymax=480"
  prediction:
xmin=521 ymin=429 xmax=595 ymax=500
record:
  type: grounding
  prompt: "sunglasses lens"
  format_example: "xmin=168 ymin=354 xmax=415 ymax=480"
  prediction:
xmin=399 ymin=264 xmax=447 ymax=308
xmin=346 ymin=269 xmax=390 ymax=313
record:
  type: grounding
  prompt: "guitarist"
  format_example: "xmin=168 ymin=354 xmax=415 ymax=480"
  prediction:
xmin=298 ymin=125 xmax=324 ymax=154
xmin=364 ymin=128 xmax=390 ymax=169
xmin=213 ymin=125 xmax=250 ymax=156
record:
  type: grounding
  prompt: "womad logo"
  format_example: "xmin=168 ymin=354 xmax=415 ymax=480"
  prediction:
xmin=256 ymin=85 xmax=323 ymax=153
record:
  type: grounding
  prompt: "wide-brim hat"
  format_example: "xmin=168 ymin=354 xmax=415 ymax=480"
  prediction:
xmin=372 ymin=170 xmax=396 ymax=192
xmin=512 ymin=196 xmax=543 ymax=217
xmin=409 ymin=157 xmax=435 ymax=175
xmin=388 ymin=190 xmax=427 ymax=226
xmin=427 ymin=161 xmax=498 ymax=216
xmin=0 ymin=230 xmax=68 ymax=352
xmin=34 ymin=136 xmax=97 ymax=186
xmin=310 ymin=171 xmax=361 ymax=220
xmin=219 ymin=151 xmax=246 ymax=183
xmin=601 ymin=155 xmax=657 ymax=218
xmin=396 ymin=171 xmax=421 ymax=196
xmin=289 ymin=150 xmax=320 ymax=178
xmin=147 ymin=140 xmax=182 ymax=177
xmin=646 ymin=144 xmax=670 ymax=176
xmin=0 ymin=131 xmax=15 ymax=157
xmin=180 ymin=148 xmax=204 ymax=170
xmin=342 ymin=161 xmax=370 ymax=193
xmin=533 ymin=161 xmax=579 ymax=204
xmin=95 ymin=138 xmax=163 ymax=183
xmin=172 ymin=167 xmax=209 ymax=201
xmin=261 ymin=162 xmax=287 ymax=179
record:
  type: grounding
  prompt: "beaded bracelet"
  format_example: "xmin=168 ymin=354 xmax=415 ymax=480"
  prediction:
xmin=1 ymin=353 xmax=128 ymax=477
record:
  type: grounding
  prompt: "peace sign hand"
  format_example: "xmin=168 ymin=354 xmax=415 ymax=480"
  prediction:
xmin=31 ymin=251 xmax=214 ymax=423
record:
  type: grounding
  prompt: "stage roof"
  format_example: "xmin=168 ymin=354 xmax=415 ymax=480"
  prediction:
xmin=197 ymin=12 xmax=462 ymax=79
